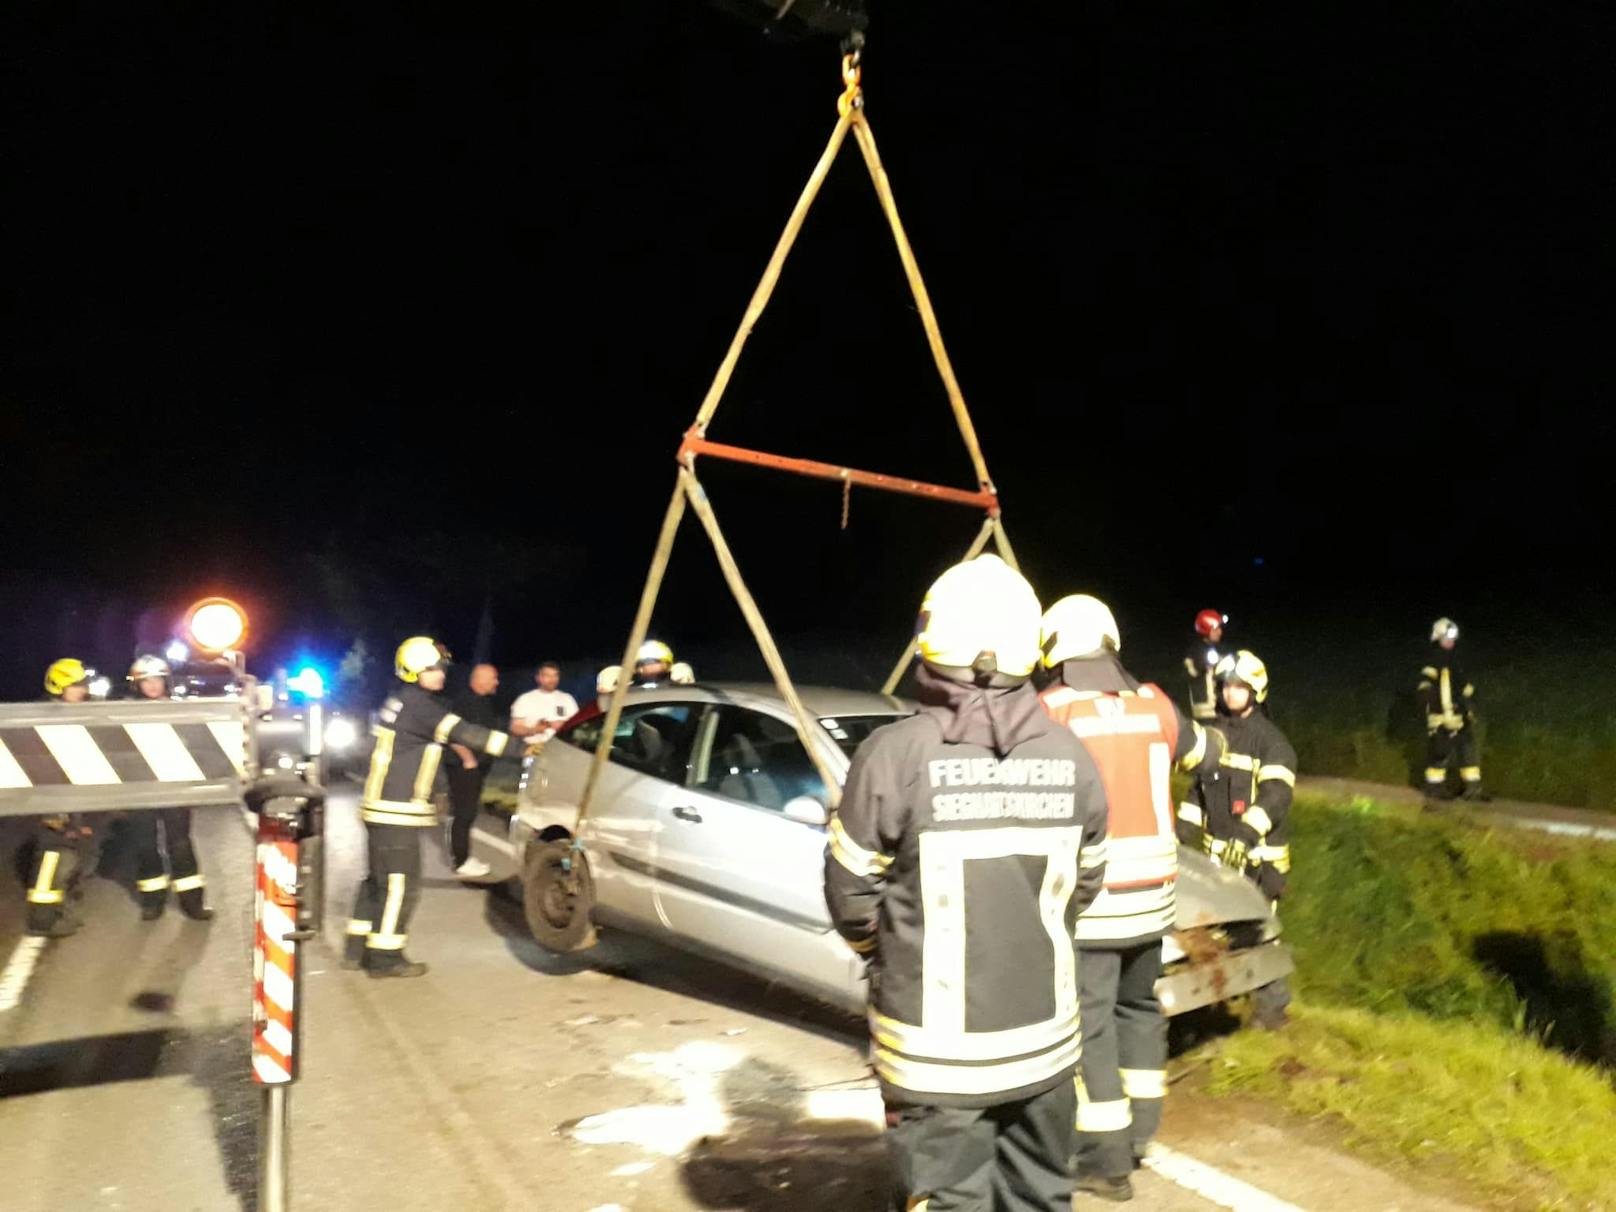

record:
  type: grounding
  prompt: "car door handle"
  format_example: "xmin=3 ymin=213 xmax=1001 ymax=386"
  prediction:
xmin=672 ymin=805 xmax=704 ymax=824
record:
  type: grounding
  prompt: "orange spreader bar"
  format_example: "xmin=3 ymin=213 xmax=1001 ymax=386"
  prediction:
xmin=679 ymin=433 xmax=999 ymax=514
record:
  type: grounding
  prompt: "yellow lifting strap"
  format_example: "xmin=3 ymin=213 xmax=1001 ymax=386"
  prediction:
xmin=573 ymin=49 xmax=1017 ymax=831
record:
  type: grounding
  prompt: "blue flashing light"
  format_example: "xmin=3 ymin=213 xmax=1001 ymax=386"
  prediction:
xmin=289 ymin=667 xmax=326 ymax=699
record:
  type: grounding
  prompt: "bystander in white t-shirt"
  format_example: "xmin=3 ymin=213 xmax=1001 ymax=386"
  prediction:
xmin=511 ymin=688 xmax=580 ymax=741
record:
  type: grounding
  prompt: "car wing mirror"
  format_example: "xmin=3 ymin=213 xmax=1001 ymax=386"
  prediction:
xmin=782 ymin=796 xmax=829 ymax=827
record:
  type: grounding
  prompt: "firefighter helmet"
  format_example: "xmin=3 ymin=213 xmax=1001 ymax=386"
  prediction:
xmin=1194 ymin=609 xmax=1227 ymax=638
xmin=128 ymin=655 xmax=171 ymax=682
xmin=596 ymin=665 xmax=621 ymax=695
xmin=44 ymin=658 xmax=91 ymax=697
xmin=1039 ymin=595 xmax=1121 ymax=667
xmin=635 ymin=640 xmax=674 ymax=670
xmin=1430 ymin=617 xmax=1459 ymax=644
xmin=916 ymin=555 xmax=1042 ymax=682
xmin=1214 ymin=649 xmax=1270 ymax=703
xmin=394 ymin=636 xmax=446 ymax=683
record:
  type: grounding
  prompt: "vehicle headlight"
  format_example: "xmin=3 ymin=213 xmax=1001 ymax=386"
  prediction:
xmin=324 ymin=718 xmax=359 ymax=751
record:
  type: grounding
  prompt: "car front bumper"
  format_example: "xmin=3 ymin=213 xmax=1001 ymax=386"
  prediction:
xmin=1157 ymin=938 xmax=1294 ymax=1016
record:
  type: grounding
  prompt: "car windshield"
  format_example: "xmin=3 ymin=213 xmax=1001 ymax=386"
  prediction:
xmin=818 ymin=714 xmax=905 ymax=758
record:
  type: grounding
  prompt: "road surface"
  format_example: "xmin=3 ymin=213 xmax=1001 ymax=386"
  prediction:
xmin=0 ymin=787 xmax=1475 ymax=1211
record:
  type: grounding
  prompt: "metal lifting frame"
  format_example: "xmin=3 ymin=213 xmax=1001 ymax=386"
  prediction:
xmin=574 ymin=51 xmax=1017 ymax=827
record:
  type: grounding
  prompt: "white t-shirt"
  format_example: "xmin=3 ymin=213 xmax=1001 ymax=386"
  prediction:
xmin=511 ymin=688 xmax=580 ymax=737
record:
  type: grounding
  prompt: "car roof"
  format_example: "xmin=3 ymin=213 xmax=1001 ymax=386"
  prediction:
xmin=623 ymin=681 xmax=915 ymax=719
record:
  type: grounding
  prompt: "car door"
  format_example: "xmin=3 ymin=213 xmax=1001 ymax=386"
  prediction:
xmin=652 ymin=705 xmax=858 ymax=1003
xmin=549 ymin=702 xmax=702 ymax=930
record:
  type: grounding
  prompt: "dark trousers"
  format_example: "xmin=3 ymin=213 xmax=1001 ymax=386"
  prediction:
xmin=25 ymin=820 xmax=81 ymax=931
xmin=445 ymin=761 xmax=488 ymax=867
xmin=885 ymin=1080 xmax=1076 ymax=1212
xmin=347 ymin=822 xmax=423 ymax=969
xmin=1076 ymin=941 xmax=1166 ymax=1177
xmin=1425 ymin=724 xmax=1481 ymax=789
xmin=130 ymin=808 xmax=204 ymax=912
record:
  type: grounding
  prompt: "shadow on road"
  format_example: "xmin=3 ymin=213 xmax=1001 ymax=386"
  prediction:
xmin=679 ymin=1055 xmax=889 ymax=1210
xmin=1473 ymin=930 xmax=1616 ymax=1068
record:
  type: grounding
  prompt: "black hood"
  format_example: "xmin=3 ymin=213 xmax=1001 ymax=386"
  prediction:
xmin=913 ymin=664 xmax=1050 ymax=757
xmin=1055 ymin=652 xmax=1141 ymax=695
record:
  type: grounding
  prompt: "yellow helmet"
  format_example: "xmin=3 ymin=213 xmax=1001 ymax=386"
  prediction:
xmin=1215 ymin=649 xmax=1270 ymax=703
xmin=916 ymin=554 xmax=1042 ymax=682
xmin=1039 ymin=594 xmax=1121 ymax=667
xmin=394 ymin=636 xmax=446 ymax=683
xmin=635 ymin=640 xmax=674 ymax=669
xmin=44 ymin=658 xmax=90 ymax=697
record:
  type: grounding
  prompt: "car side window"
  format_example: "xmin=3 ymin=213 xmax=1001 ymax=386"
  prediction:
xmin=558 ymin=704 xmax=700 ymax=786
xmin=693 ymin=706 xmax=828 ymax=812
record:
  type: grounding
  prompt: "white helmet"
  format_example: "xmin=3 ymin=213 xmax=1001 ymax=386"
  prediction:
xmin=915 ymin=555 xmax=1042 ymax=683
xmin=596 ymin=666 xmax=622 ymax=695
xmin=1430 ymin=617 xmax=1459 ymax=644
xmin=1039 ymin=594 xmax=1121 ymax=667
xmin=128 ymin=655 xmax=171 ymax=682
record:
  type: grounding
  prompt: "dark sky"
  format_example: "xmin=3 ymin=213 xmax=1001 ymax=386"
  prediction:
xmin=2 ymin=1 xmax=1610 ymax=698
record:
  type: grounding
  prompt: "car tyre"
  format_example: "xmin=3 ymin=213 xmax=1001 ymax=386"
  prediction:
xmin=522 ymin=840 xmax=598 ymax=953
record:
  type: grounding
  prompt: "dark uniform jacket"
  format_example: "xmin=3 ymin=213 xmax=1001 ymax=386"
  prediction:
xmin=1418 ymin=646 xmax=1475 ymax=733
xmin=825 ymin=670 xmax=1110 ymax=1108
xmin=361 ymin=682 xmax=511 ymax=828
xmin=1183 ymin=635 xmax=1223 ymax=722
xmin=1177 ymin=709 xmax=1295 ymax=901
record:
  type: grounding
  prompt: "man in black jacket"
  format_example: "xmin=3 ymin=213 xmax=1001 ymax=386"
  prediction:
xmin=825 ymin=555 xmax=1110 ymax=1212
xmin=346 ymin=637 xmax=513 ymax=978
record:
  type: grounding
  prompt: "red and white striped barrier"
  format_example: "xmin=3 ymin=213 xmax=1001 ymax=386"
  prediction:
xmin=253 ymin=817 xmax=301 ymax=1085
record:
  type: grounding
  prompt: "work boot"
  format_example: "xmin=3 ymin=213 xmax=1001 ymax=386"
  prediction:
xmin=454 ymin=856 xmax=492 ymax=880
xmin=27 ymin=910 xmax=81 ymax=939
xmin=140 ymin=893 xmax=166 ymax=921
xmin=366 ymin=956 xmax=429 ymax=979
xmin=177 ymin=890 xmax=214 ymax=921
xmin=1460 ymin=783 xmax=1492 ymax=803
xmin=1076 ymin=1172 xmax=1134 ymax=1202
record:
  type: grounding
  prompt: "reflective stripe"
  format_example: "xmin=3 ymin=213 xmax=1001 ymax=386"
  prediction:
xmin=1243 ymin=806 xmax=1274 ymax=836
xmin=485 ymin=731 xmax=509 ymax=758
xmin=1252 ymin=844 xmax=1291 ymax=873
xmin=1424 ymin=767 xmax=1447 ymax=783
xmin=378 ymin=873 xmax=406 ymax=939
xmin=1121 ymin=1068 xmax=1168 ymax=1099
xmin=30 ymin=850 xmax=61 ymax=904
xmin=367 ymin=933 xmax=407 ymax=950
xmin=1178 ymin=722 xmax=1208 ymax=771
xmin=1177 ymin=803 xmax=1204 ymax=826
xmin=1463 ymin=684 xmax=1475 ymax=698
xmin=1076 ymin=886 xmax=1176 ymax=943
xmin=1064 ymin=714 xmax=1164 ymax=738
xmin=361 ymin=805 xmax=438 ymax=827
xmin=875 ymin=1036 xmax=1080 ymax=1099
xmin=870 ymin=1008 xmax=1079 ymax=1065
xmin=137 ymin=875 xmax=170 ymax=892
xmin=829 ymin=817 xmax=893 ymax=878
xmin=1460 ymin=767 xmax=1482 ymax=782
xmin=1080 ymin=836 xmax=1110 ymax=869
xmin=1076 ymin=1096 xmax=1133 ymax=1133
xmin=1257 ymin=764 xmax=1295 ymax=787
xmin=346 ymin=919 xmax=373 ymax=936
xmin=433 ymin=713 xmax=462 ymax=745
xmin=171 ymin=874 xmax=205 ymax=893
xmin=1420 ymin=666 xmax=1438 ymax=681
xmin=1439 ymin=669 xmax=1453 ymax=715
xmin=363 ymin=729 xmax=396 ymax=804
xmin=413 ymin=743 xmax=443 ymax=804
xmin=847 ymin=935 xmax=876 ymax=954
xmin=36 ymin=725 xmax=120 ymax=786
xmin=1219 ymin=752 xmax=1258 ymax=773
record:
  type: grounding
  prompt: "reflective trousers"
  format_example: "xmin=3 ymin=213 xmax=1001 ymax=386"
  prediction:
xmin=25 ymin=820 xmax=82 ymax=932
xmin=347 ymin=822 xmax=423 ymax=970
xmin=130 ymin=808 xmax=205 ymax=914
xmin=885 ymin=1079 xmax=1076 ymax=1212
xmin=1425 ymin=725 xmax=1481 ymax=789
xmin=1075 ymin=940 xmax=1166 ymax=1178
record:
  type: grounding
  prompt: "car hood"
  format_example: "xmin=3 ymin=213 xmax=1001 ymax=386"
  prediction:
xmin=1175 ymin=847 xmax=1274 ymax=930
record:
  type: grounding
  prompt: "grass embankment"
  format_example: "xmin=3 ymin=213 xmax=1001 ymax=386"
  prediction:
xmin=1203 ymin=793 xmax=1616 ymax=1208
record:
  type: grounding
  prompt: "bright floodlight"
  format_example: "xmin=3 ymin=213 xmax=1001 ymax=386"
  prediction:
xmin=165 ymin=640 xmax=189 ymax=663
xmin=186 ymin=598 xmax=247 ymax=653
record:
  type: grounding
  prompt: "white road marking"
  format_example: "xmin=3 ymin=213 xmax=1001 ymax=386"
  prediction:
xmin=1144 ymin=1142 xmax=1307 ymax=1211
xmin=0 ymin=937 xmax=48 ymax=1012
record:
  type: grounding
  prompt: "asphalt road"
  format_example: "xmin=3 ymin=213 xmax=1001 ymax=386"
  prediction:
xmin=0 ymin=789 xmax=1474 ymax=1212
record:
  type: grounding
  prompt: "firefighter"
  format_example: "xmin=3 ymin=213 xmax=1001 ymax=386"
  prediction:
xmin=631 ymin=639 xmax=674 ymax=686
xmin=1183 ymin=609 xmax=1227 ymax=723
xmin=595 ymin=665 xmax=620 ymax=712
xmin=825 ymin=555 xmax=1110 ymax=1212
xmin=345 ymin=636 xmax=514 ymax=978
xmin=1420 ymin=618 xmax=1487 ymax=801
xmin=1038 ymin=595 xmax=1222 ymax=1200
xmin=1176 ymin=650 xmax=1294 ymax=1028
xmin=125 ymin=656 xmax=212 ymax=921
xmin=25 ymin=659 xmax=100 ymax=937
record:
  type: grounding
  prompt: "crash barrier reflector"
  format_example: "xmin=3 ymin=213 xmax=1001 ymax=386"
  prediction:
xmin=0 ymin=698 xmax=253 ymax=818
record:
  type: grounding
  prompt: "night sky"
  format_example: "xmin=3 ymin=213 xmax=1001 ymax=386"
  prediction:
xmin=3 ymin=2 xmax=1610 ymax=701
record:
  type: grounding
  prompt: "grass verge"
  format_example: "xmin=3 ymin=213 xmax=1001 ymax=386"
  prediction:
xmin=1199 ymin=794 xmax=1616 ymax=1208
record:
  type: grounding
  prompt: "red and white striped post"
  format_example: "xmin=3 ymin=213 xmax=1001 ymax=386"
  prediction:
xmin=253 ymin=809 xmax=302 ymax=1212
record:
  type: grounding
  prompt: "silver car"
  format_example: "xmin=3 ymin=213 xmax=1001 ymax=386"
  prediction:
xmin=477 ymin=682 xmax=1292 ymax=1017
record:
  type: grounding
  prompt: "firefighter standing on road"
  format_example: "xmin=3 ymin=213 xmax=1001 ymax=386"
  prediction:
xmin=25 ymin=659 xmax=100 ymax=937
xmin=1038 ymin=595 xmax=1222 ymax=1201
xmin=1176 ymin=650 xmax=1294 ymax=1028
xmin=345 ymin=637 xmax=513 ymax=978
xmin=825 ymin=556 xmax=1110 ymax=1212
xmin=126 ymin=656 xmax=213 ymax=922
xmin=1183 ymin=609 xmax=1227 ymax=723
xmin=1420 ymin=618 xmax=1488 ymax=801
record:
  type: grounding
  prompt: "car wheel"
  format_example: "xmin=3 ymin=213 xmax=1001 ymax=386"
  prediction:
xmin=522 ymin=840 xmax=598 ymax=953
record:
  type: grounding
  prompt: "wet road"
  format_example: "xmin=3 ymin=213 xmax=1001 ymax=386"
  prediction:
xmin=0 ymin=789 xmax=1473 ymax=1211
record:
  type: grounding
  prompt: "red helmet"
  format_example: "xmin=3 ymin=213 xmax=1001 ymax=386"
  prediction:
xmin=1194 ymin=609 xmax=1227 ymax=638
